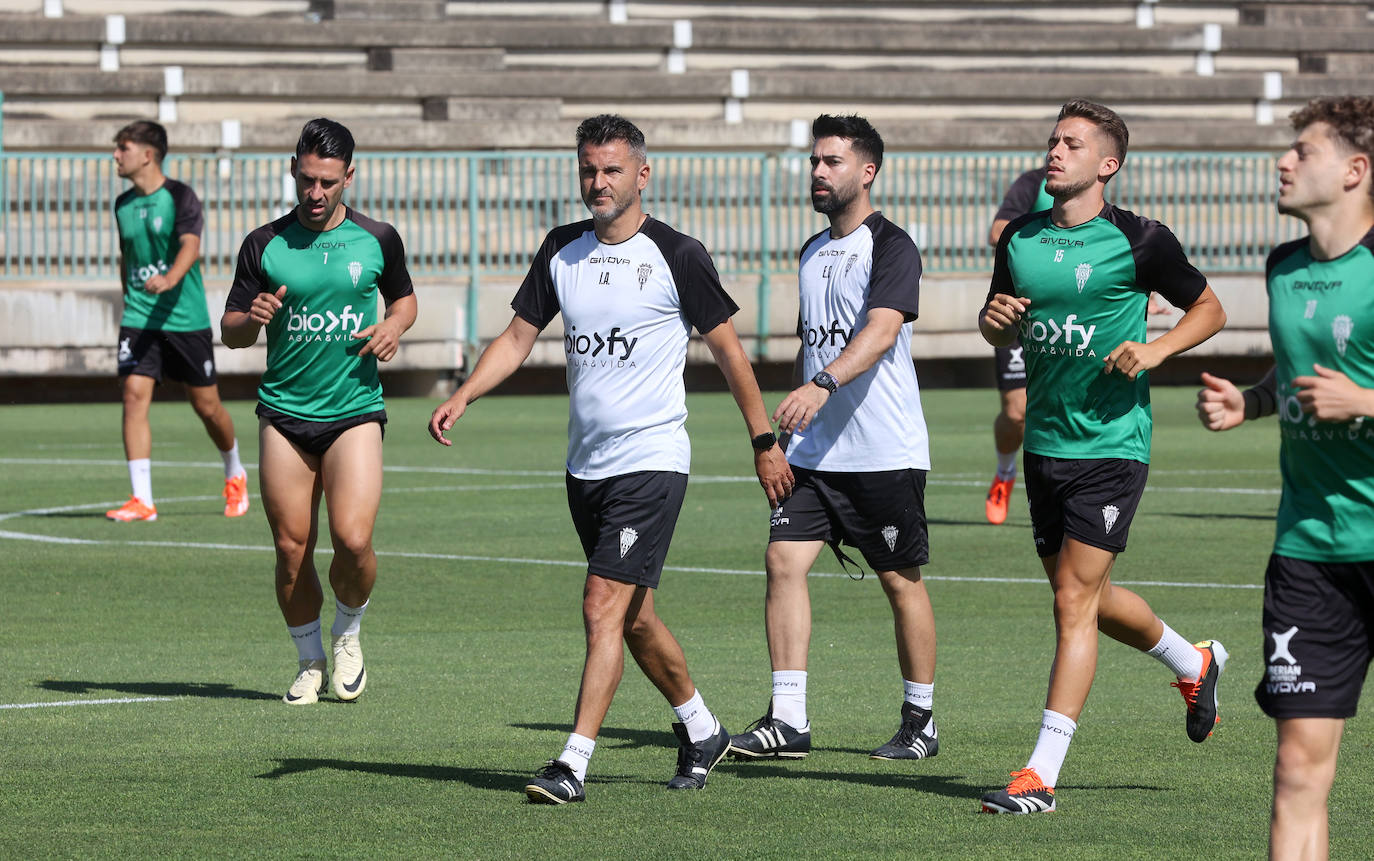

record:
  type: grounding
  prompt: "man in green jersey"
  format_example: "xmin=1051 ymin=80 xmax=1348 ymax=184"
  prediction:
xmin=978 ymin=99 xmax=1228 ymax=814
xmin=1197 ymin=96 xmax=1374 ymax=859
xmin=108 ymin=120 xmax=247 ymax=523
xmin=222 ymin=119 xmax=417 ymax=705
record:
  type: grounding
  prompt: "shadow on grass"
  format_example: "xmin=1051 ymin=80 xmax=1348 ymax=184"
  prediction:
xmin=255 ymin=758 xmax=660 ymax=791
xmin=38 ymin=679 xmax=278 ymax=701
xmin=510 ymin=722 xmax=669 ymax=749
xmin=1153 ymin=510 xmax=1276 ymax=522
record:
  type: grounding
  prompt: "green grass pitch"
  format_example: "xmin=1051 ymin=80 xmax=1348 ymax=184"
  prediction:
xmin=0 ymin=387 xmax=1367 ymax=858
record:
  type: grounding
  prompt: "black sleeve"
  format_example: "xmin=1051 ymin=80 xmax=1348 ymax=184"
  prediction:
xmin=993 ymin=168 xmax=1046 ymax=222
xmin=510 ymin=229 xmax=567 ymax=331
xmin=671 ymin=236 xmax=739 ymax=334
xmin=224 ymin=220 xmax=283 ymax=313
xmin=374 ymin=223 xmax=415 ymax=305
xmin=1131 ymin=218 xmax=1208 ymax=308
xmin=167 ymin=180 xmax=204 ymax=238
xmin=986 ymin=210 xmax=1035 ymax=303
xmin=864 ymin=217 xmax=920 ymax=322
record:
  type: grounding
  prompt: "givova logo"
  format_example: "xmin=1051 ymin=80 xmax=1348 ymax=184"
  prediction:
xmin=1021 ymin=314 xmax=1096 ymax=356
xmin=285 ymin=303 xmax=365 ymax=343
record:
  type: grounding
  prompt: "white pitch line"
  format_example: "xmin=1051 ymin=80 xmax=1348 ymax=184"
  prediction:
xmin=0 ymin=696 xmax=175 ymax=710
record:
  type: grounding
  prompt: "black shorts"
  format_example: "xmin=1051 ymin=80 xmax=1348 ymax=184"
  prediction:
xmin=567 ymin=470 xmax=689 ymax=589
xmin=994 ymin=337 xmax=1027 ymax=392
xmin=1024 ymin=452 xmax=1148 ymax=558
xmin=257 ymin=404 xmax=387 ymax=457
xmin=117 ymin=326 xmax=217 ymax=386
xmin=768 ymin=467 xmax=929 ymax=571
xmin=1255 ymin=554 xmax=1374 ymax=719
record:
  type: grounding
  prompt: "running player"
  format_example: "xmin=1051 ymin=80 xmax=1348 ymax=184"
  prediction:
xmin=107 ymin=120 xmax=247 ymax=522
xmin=978 ymin=99 xmax=1228 ymax=814
xmin=1196 ymin=96 xmax=1374 ymax=858
xmin=221 ymin=118 xmax=417 ymax=706
xmin=728 ymin=115 xmax=939 ymax=767
xmin=428 ymin=114 xmax=791 ymax=804
xmin=983 ymin=167 xmax=1050 ymax=525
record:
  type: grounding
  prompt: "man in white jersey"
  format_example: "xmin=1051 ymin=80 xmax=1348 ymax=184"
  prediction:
xmin=1197 ymin=96 xmax=1374 ymax=859
xmin=428 ymin=115 xmax=792 ymax=804
xmin=728 ymin=115 xmax=940 ymax=765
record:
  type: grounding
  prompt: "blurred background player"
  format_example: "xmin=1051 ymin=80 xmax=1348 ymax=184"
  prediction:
xmin=978 ymin=100 xmax=1227 ymax=814
xmin=222 ymin=118 xmax=417 ymax=705
xmin=107 ymin=120 xmax=247 ymax=522
xmin=729 ymin=115 xmax=939 ymax=767
xmin=429 ymin=114 xmax=791 ymax=804
xmin=1196 ymin=96 xmax=1374 ymax=860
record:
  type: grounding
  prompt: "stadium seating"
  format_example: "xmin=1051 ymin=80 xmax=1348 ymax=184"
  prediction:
xmin=0 ymin=0 xmax=1369 ymax=151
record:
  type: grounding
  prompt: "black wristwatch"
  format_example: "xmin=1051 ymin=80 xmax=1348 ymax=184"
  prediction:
xmin=811 ymin=371 xmax=838 ymax=395
xmin=751 ymin=431 xmax=777 ymax=452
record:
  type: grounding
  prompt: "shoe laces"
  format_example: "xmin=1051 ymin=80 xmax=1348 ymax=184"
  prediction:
xmin=1006 ymin=768 xmax=1048 ymax=795
xmin=676 ymin=739 xmax=705 ymax=772
xmin=536 ymin=760 xmax=573 ymax=781
xmin=1171 ymin=676 xmax=1200 ymax=711
xmin=743 ymin=711 xmax=776 ymax=734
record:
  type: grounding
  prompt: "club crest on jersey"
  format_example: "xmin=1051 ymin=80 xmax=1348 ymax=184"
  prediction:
xmin=348 ymin=260 xmax=363 ymax=289
xmin=636 ymin=263 xmax=652 ymax=290
xmin=1074 ymin=262 xmax=1092 ymax=293
xmin=881 ymin=525 xmax=899 ymax=552
xmin=1305 ymin=299 xmax=1318 ymax=319
xmin=152 ymin=215 xmax=163 ymax=232
xmin=1333 ymin=315 xmax=1353 ymax=356
xmin=618 ymin=527 xmax=638 ymax=559
xmin=844 ymin=253 xmax=859 ymax=275
xmin=1101 ymin=504 xmax=1120 ymax=534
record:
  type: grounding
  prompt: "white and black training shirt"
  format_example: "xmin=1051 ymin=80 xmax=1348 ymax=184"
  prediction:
xmin=787 ymin=211 xmax=931 ymax=473
xmin=512 ymin=216 xmax=739 ymax=480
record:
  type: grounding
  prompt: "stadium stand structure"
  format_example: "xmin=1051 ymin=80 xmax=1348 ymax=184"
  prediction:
xmin=0 ymin=0 xmax=1370 ymax=152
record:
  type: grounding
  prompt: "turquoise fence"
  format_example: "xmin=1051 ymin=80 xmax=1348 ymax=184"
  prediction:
xmin=1 ymin=149 xmax=1301 ymax=345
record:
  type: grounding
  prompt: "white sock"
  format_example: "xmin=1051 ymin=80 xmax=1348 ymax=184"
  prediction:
xmin=128 ymin=458 xmax=152 ymax=504
xmin=220 ymin=440 xmax=245 ymax=480
xmin=1025 ymin=709 xmax=1076 ymax=788
xmin=903 ymin=679 xmax=933 ymax=711
xmin=560 ymin=733 xmax=595 ymax=782
xmin=996 ymin=450 xmax=1018 ymax=481
xmin=672 ymin=689 xmax=719 ymax=743
xmin=1148 ymin=622 xmax=1204 ymax=680
xmin=771 ymin=670 xmax=808 ymax=728
xmin=287 ymin=619 xmax=325 ymax=662
xmin=330 ymin=598 xmax=368 ymax=638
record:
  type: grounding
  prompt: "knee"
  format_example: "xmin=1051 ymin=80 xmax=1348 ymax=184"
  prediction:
xmin=273 ymin=538 xmax=311 ymax=581
xmin=331 ymin=531 xmax=373 ymax=566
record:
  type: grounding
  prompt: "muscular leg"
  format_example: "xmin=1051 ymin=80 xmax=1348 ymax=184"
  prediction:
xmin=186 ymin=383 xmax=237 ymax=452
xmin=571 ymin=573 xmax=638 ymax=739
xmin=1040 ymin=539 xmax=1118 ymax=720
xmin=994 ymin=387 xmax=1026 ymax=457
xmin=318 ymin=423 xmax=383 ymax=607
xmin=876 ymin=566 xmax=936 ymax=684
xmin=120 ymin=374 xmax=156 ymax=460
xmin=623 ymin=587 xmax=695 ymax=707
xmin=258 ymin=420 xmax=324 ymax=626
xmin=764 ymin=540 xmax=825 ymax=671
xmin=1272 ymin=717 xmax=1343 ymax=861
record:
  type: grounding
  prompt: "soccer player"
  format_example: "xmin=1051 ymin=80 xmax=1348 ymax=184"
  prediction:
xmin=728 ymin=115 xmax=939 ymax=766
xmin=977 ymin=99 xmax=1228 ymax=814
xmin=1195 ymin=96 xmax=1374 ymax=859
xmin=221 ymin=118 xmax=417 ymax=706
xmin=982 ymin=167 xmax=1051 ymax=525
xmin=428 ymin=115 xmax=791 ymax=804
xmin=107 ymin=120 xmax=247 ymax=522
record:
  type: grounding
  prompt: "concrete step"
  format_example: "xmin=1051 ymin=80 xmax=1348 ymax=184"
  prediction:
xmin=1238 ymin=2 xmax=1371 ymax=27
xmin=314 ymin=0 xmax=447 ymax=20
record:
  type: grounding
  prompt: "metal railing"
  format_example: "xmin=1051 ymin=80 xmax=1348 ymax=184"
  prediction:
xmin=1 ymin=148 xmax=1301 ymax=345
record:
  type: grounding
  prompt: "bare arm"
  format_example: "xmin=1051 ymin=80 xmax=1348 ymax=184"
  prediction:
xmin=701 ymin=319 xmax=793 ymax=507
xmin=988 ymin=218 xmax=1012 ymax=248
xmin=773 ymin=306 xmax=905 ymax=434
xmin=979 ymin=293 xmax=1029 ymax=348
xmin=429 ymin=314 xmax=540 ymax=446
xmin=354 ymin=292 xmax=417 ymax=362
xmin=221 ymin=284 xmax=286 ymax=349
xmin=1293 ymin=363 xmax=1374 ymax=422
xmin=142 ymin=234 xmax=200 ymax=295
xmin=1102 ymin=285 xmax=1226 ymax=380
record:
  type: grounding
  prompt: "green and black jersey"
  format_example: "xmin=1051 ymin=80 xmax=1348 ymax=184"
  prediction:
xmin=988 ymin=203 xmax=1208 ymax=463
xmin=114 ymin=178 xmax=209 ymax=332
xmin=226 ymin=206 xmax=414 ymax=422
xmin=1267 ymin=228 xmax=1374 ymax=562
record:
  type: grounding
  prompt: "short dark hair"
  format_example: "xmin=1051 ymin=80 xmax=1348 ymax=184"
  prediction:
xmin=295 ymin=118 xmax=355 ymax=165
xmin=1058 ymin=99 xmax=1129 ymax=166
xmin=575 ymin=114 xmax=646 ymax=160
xmin=811 ymin=114 xmax=884 ymax=175
xmin=1291 ymin=96 xmax=1374 ymax=159
xmin=113 ymin=120 xmax=168 ymax=162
